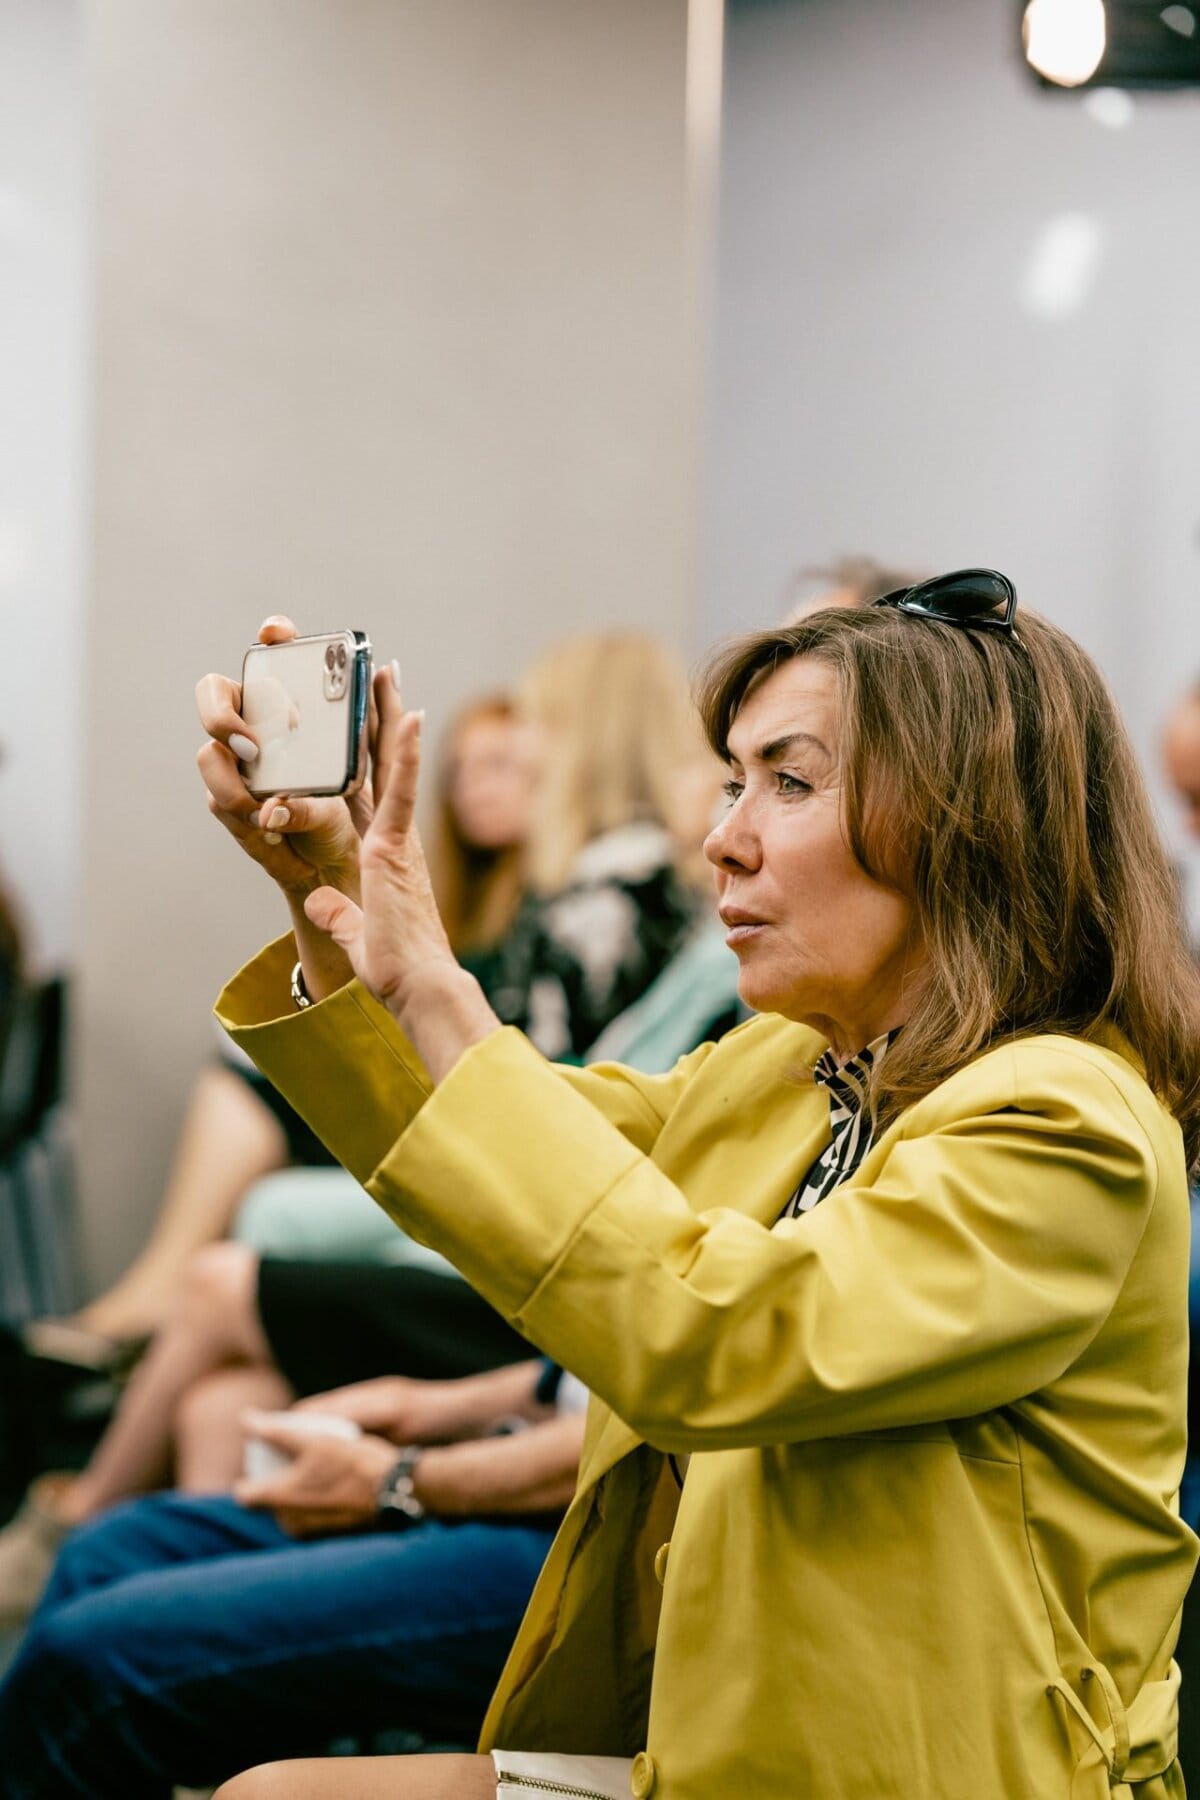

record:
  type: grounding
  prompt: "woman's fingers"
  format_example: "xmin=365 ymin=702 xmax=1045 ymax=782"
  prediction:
xmin=368 ymin=665 xmax=422 ymax=845
xmin=206 ymin=794 xmax=314 ymax=881
xmin=258 ymin=615 xmax=299 ymax=645
xmin=195 ymin=672 xmax=255 ymax=757
xmin=197 ymin=738 xmax=257 ymax=820
xmin=196 ymin=620 xmax=297 ymax=749
xmin=345 ymin=777 xmax=375 ymax=839
xmin=246 ymin=792 xmax=327 ymax=838
xmin=304 ymin=885 xmax=366 ymax=957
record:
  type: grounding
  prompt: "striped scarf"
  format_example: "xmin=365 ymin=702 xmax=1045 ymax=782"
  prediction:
xmin=778 ymin=1031 xmax=897 ymax=1220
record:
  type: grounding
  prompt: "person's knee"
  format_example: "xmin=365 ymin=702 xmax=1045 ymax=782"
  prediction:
xmin=180 ymin=1239 xmax=261 ymax=1335
xmin=213 ymin=1762 xmax=293 ymax=1800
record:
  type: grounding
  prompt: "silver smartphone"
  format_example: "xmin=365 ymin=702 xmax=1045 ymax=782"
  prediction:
xmin=239 ymin=630 xmax=373 ymax=801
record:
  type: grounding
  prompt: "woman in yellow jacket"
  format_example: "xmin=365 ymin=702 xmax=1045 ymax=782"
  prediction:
xmin=198 ymin=578 xmax=1200 ymax=1800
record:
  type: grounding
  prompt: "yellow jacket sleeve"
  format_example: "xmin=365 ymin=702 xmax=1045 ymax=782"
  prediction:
xmin=219 ymin=940 xmax=1177 ymax=1453
xmin=373 ymin=1028 xmax=1169 ymax=1451
xmin=215 ymin=935 xmax=722 ymax=1182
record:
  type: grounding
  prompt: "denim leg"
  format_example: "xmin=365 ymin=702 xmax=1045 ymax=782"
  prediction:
xmin=0 ymin=1491 xmax=553 ymax=1800
xmin=1183 ymin=1190 xmax=1200 ymax=1528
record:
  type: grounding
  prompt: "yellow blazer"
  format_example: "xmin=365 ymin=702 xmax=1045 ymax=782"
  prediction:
xmin=218 ymin=937 xmax=1197 ymax=1800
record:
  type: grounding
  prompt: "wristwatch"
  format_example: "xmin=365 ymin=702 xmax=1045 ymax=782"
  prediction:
xmin=377 ymin=1446 xmax=426 ymax=1522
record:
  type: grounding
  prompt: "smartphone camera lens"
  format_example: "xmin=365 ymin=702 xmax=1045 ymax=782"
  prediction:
xmin=325 ymin=644 xmax=337 ymax=670
xmin=336 ymin=644 xmax=347 ymax=669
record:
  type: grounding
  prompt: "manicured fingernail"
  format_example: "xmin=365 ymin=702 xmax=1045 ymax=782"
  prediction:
xmin=248 ymin=810 xmax=261 ymax=828
xmin=391 ymin=660 xmax=402 ymax=693
xmin=230 ymin=733 xmax=258 ymax=762
xmin=263 ymin=830 xmax=282 ymax=845
xmin=266 ymin=806 xmax=289 ymax=829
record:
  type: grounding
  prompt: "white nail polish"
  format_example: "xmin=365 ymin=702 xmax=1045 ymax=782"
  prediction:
xmin=263 ymin=830 xmax=282 ymax=845
xmin=266 ymin=805 xmax=289 ymax=829
xmin=391 ymin=660 xmax=402 ymax=693
xmin=230 ymin=733 xmax=258 ymax=762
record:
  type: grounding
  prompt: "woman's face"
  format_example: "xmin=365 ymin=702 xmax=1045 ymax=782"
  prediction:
xmin=703 ymin=657 xmax=925 ymax=1049
xmin=447 ymin=715 xmax=538 ymax=852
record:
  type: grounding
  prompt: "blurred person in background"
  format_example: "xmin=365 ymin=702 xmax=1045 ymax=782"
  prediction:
xmin=0 ymin=1358 xmax=588 ymax=1797
xmin=488 ymin=631 xmax=709 ymax=1059
xmin=0 ymin=691 xmax=539 ymax=1619
xmin=782 ymin=553 xmax=923 ymax=624
xmin=1163 ymin=679 xmax=1200 ymax=849
xmin=22 ymin=692 xmax=538 ymax=1362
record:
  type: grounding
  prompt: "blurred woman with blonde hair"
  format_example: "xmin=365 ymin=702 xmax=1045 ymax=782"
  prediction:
xmin=495 ymin=630 xmax=712 ymax=1060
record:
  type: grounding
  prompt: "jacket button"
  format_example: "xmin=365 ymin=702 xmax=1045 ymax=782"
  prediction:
xmin=653 ymin=1541 xmax=671 ymax=1586
xmin=630 ymin=1752 xmax=657 ymax=1798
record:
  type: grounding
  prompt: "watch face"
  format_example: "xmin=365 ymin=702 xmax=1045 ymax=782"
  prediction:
xmin=379 ymin=1454 xmax=425 ymax=1522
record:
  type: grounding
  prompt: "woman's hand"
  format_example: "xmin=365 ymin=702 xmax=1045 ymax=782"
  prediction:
xmin=302 ymin=666 xmax=500 ymax=1074
xmin=234 ymin=1417 xmax=399 ymax=1538
xmin=290 ymin=1375 xmax=461 ymax=1444
xmin=195 ymin=615 xmax=371 ymax=902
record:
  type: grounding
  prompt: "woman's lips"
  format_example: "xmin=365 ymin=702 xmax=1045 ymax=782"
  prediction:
xmin=720 ymin=912 xmax=767 ymax=947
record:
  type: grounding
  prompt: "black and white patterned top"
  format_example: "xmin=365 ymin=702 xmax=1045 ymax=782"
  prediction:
xmin=778 ymin=1031 xmax=897 ymax=1221
xmin=487 ymin=822 xmax=697 ymax=1062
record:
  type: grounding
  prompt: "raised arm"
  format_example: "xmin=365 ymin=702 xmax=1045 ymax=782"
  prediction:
xmin=373 ymin=1030 xmax=1167 ymax=1452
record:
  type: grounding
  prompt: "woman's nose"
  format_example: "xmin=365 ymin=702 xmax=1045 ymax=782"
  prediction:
xmin=704 ymin=803 xmax=761 ymax=873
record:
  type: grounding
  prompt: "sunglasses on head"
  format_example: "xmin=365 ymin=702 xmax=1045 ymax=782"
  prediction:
xmin=872 ymin=568 xmax=1019 ymax=638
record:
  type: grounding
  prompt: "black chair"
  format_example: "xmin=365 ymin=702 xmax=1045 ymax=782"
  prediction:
xmin=0 ymin=977 xmax=81 ymax=1505
xmin=0 ymin=975 xmax=76 ymax=1328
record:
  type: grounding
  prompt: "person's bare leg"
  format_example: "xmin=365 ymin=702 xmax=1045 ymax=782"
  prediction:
xmin=59 ymin=1242 xmax=274 ymax=1525
xmin=175 ymin=1363 xmax=295 ymax=1492
xmin=215 ymin=1754 xmax=495 ymax=1800
xmin=76 ymin=1065 xmax=289 ymax=1341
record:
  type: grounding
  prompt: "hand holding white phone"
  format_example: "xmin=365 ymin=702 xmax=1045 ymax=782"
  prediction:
xmin=239 ymin=630 xmax=373 ymax=800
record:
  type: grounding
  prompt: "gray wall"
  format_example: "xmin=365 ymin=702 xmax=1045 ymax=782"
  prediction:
xmin=80 ymin=0 xmax=695 ymax=1288
xmin=707 ymin=0 xmax=1200 ymax=917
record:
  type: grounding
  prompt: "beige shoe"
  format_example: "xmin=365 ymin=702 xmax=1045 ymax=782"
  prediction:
xmin=0 ymin=1474 xmax=74 ymax=1628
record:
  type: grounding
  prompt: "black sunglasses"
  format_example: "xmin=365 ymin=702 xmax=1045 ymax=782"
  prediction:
xmin=872 ymin=568 xmax=1019 ymax=637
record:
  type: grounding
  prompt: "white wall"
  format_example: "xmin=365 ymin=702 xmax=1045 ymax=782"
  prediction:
xmin=80 ymin=0 xmax=695 ymax=1289
xmin=707 ymin=0 xmax=1200 ymax=920
xmin=0 ymin=0 xmax=84 ymax=972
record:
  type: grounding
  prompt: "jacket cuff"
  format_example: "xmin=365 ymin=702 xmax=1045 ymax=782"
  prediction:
xmin=215 ymin=935 xmax=433 ymax=1188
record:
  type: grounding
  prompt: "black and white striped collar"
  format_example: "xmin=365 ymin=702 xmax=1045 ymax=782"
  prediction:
xmin=779 ymin=1029 xmax=900 ymax=1220
xmin=812 ymin=1031 xmax=896 ymax=1119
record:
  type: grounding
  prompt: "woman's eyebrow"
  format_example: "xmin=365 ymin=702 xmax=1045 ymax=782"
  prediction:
xmin=757 ymin=730 xmax=830 ymax=764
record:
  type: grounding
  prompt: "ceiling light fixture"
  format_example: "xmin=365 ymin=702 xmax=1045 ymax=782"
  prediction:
xmin=1023 ymin=0 xmax=1108 ymax=85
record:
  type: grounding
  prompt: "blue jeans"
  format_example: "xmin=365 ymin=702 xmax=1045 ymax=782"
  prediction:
xmin=1184 ymin=1191 xmax=1200 ymax=1529
xmin=0 ymin=1492 xmax=554 ymax=1798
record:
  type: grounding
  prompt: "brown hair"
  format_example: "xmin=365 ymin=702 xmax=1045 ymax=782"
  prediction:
xmin=697 ymin=605 xmax=1200 ymax=1170
xmin=425 ymin=695 xmax=525 ymax=955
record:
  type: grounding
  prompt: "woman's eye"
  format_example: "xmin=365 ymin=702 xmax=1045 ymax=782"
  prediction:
xmin=777 ymin=772 xmax=812 ymax=796
xmin=721 ymin=778 xmax=744 ymax=804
